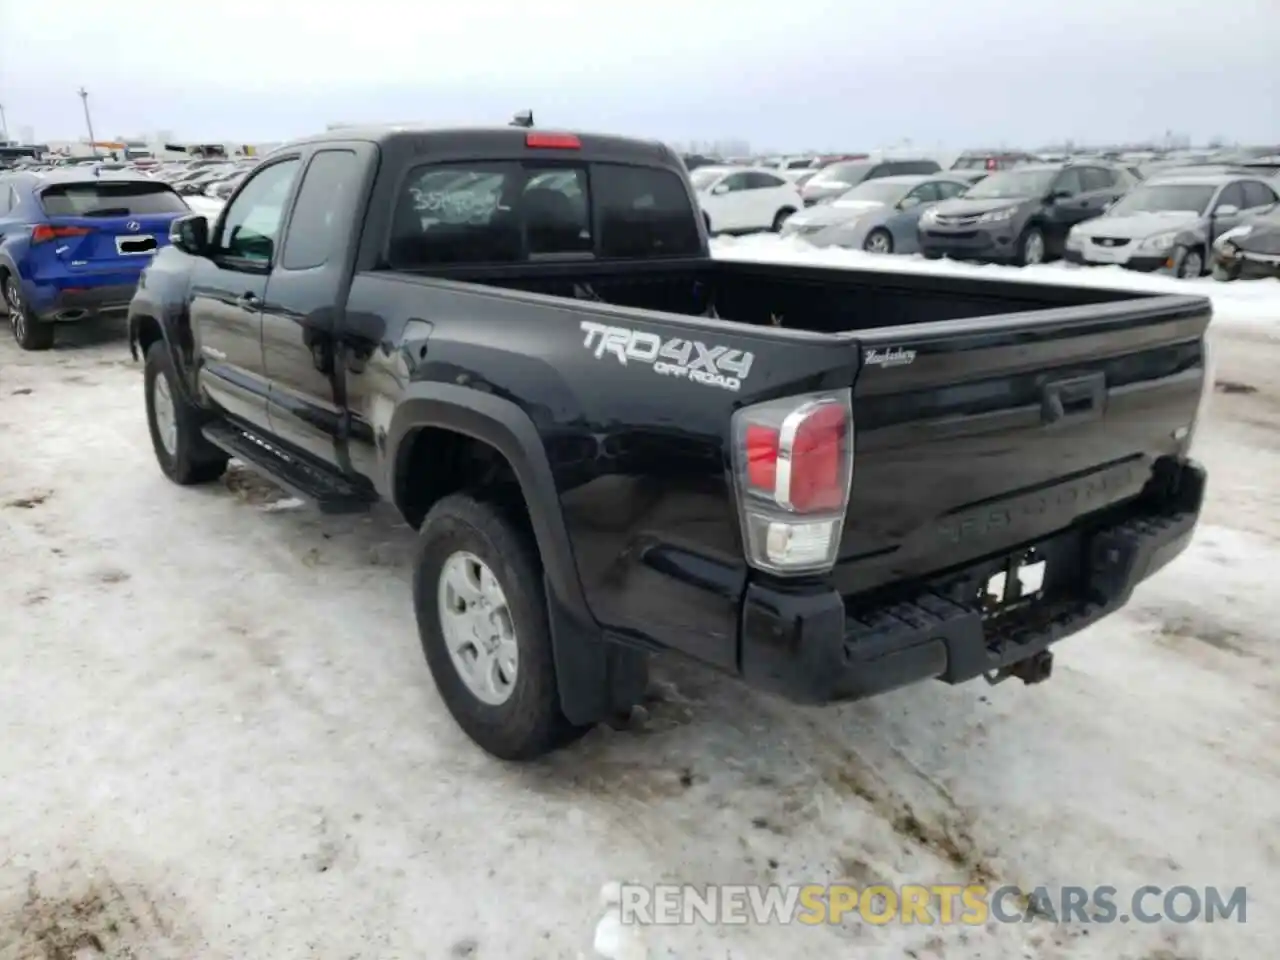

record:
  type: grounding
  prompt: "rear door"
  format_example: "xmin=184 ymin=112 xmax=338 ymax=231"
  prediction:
xmin=190 ymin=156 xmax=302 ymax=427
xmin=836 ymin=296 xmax=1209 ymax=597
xmin=261 ymin=145 xmax=371 ymax=466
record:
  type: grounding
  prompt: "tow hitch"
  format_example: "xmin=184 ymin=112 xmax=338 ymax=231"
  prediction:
xmin=984 ymin=650 xmax=1054 ymax=687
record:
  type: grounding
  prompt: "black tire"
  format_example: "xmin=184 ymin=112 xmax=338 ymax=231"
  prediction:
xmin=1015 ymin=225 xmax=1046 ymax=266
xmin=4 ymin=277 xmax=55 ymax=351
xmin=1173 ymin=245 xmax=1205 ymax=279
xmin=771 ymin=208 xmax=795 ymax=232
xmin=1212 ymin=261 xmax=1239 ymax=282
xmin=863 ymin=228 xmax=894 ymax=254
xmin=922 ymin=250 xmax=943 ymax=260
xmin=414 ymin=492 xmax=585 ymax=761
xmin=143 ymin=340 xmax=229 ymax=485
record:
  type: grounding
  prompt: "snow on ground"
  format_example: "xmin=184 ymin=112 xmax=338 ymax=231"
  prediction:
xmin=714 ymin=234 xmax=1280 ymax=330
xmin=1 ymin=254 xmax=1279 ymax=960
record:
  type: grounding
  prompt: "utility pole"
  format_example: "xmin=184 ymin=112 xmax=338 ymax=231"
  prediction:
xmin=0 ymin=102 xmax=8 ymax=144
xmin=77 ymin=87 xmax=100 ymax=156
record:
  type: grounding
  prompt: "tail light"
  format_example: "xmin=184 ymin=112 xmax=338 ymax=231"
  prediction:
xmin=31 ymin=224 xmax=91 ymax=244
xmin=731 ymin=389 xmax=854 ymax=574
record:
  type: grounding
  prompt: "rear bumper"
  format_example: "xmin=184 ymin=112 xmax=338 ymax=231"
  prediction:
xmin=739 ymin=458 xmax=1205 ymax=705
xmin=29 ymin=282 xmax=138 ymax=323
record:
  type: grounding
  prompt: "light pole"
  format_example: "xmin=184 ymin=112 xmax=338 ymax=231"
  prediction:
xmin=77 ymin=87 xmax=100 ymax=156
xmin=0 ymin=102 xmax=8 ymax=144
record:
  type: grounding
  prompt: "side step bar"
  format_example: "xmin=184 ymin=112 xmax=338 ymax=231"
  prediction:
xmin=202 ymin=422 xmax=377 ymax=514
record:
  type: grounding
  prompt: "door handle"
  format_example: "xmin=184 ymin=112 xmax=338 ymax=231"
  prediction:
xmin=237 ymin=291 xmax=260 ymax=309
xmin=1042 ymin=373 xmax=1106 ymax=424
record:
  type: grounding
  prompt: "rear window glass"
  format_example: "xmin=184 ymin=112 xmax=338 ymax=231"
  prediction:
xmin=40 ymin=181 xmax=189 ymax=217
xmin=387 ymin=161 xmax=699 ymax=268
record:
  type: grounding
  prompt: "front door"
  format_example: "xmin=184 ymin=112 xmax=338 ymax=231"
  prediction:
xmin=190 ymin=157 xmax=302 ymax=427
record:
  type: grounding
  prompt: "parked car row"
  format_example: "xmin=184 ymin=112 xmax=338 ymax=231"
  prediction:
xmin=775 ymin=156 xmax=1280 ymax=282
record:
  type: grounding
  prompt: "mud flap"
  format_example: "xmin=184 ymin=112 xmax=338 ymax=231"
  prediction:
xmin=545 ymin=578 xmax=648 ymax=726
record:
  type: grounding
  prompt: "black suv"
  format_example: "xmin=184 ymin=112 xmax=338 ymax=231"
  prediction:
xmin=919 ymin=162 xmax=1137 ymax=265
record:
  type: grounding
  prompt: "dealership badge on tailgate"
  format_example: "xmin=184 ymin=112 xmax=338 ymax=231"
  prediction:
xmin=579 ymin=320 xmax=754 ymax=392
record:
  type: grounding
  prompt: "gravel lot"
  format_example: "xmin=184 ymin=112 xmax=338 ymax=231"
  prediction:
xmin=1 ymin=312 xmax=1277 ymax=960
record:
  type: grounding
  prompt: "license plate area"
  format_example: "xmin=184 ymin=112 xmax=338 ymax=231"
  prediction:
xmin=980 ymin=549 xmax=1048 ymax=619
xmin=116 ymin=235 xmax=157 ymax=255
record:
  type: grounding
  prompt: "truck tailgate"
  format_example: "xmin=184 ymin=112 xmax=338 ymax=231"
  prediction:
xmin=834 ymin=294 xmax=1210 ymax=596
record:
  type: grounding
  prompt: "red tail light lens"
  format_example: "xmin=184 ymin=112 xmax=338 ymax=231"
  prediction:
xmin=31 ymin=224 xmax=91 ymax=244
xmin=733 ymin=390 xmax=854 ymax=574
xmin=526 ymin=133 xmax=581 ymax=150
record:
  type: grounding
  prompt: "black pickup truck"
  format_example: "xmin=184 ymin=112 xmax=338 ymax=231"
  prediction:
xmin=128 ymin=126 xmax=1212 ymax=760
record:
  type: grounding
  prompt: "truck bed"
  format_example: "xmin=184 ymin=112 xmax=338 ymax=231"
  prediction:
xmin=416 ymin=256 xmax=1143 ymax=333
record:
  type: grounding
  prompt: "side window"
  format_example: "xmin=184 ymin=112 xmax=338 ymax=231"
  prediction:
xmin=1053 ymin=168 xmax=1086 ymax=195
xmin=389 ymin=162 xmax=518 ymax=266
xmin=1080 ymin=167 xmax=1114 ymax=192
xmin=745 ymin=172 xmax=786 ymax=189
xmin=280 ymin=150 xmax=360 ymax=271
xmin=936 ymin=180 xmax=969 ymax=199
xmin=215 ymin=159 xmax=301 ymax=263
xmin=1216 ymin=183 xmax=1247 ymax=211
xmin=867 ymin=164 xmax=890 ymax=180
xmin=1241 ymin=181 xmax=1278 ymax=210
xmin=898 ymin=161 xmax=941 ymax=175
xmin=901 ymin=183 xmax=940 ymax=207
xmin=718 ymin=172 xmax=750 ymax=193
xmin=523 ymin=167 xmax=591 ymax=255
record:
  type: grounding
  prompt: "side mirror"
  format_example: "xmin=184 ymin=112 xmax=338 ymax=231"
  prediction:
xmin=169 ymin=214 xmax=209 ymax=256
xmin=1214 ymin=204 xmax=1240 ymax=217
xmin=711 ymin=183 xmax=730 ymax=196
xmin=1046 ymin=189 xmax=1071 ymax=203
xmin=898 ymin=196 xmax=922 ymax=210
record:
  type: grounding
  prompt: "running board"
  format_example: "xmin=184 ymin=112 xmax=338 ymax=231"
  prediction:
xmin=202 ymin=422 xmax=377 ymax=514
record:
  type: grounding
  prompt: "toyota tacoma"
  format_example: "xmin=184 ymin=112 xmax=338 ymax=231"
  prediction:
xmin=127 ymin=125 xmax=1211 ymax=759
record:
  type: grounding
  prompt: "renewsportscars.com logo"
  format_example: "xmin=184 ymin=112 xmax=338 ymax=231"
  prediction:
xmin=579 ymin=320 xmax=755 ymax=392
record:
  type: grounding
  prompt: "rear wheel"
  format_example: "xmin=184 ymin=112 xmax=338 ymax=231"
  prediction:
xmin=5 ymin=278 xmax=54 ymax=351
xmin=864 ymin=228 xmax=894 ymax=254
xmin=414 ymin=492 xmax=587 ymax=760
xmin=144 ymin=340 xmax=228 ymax=485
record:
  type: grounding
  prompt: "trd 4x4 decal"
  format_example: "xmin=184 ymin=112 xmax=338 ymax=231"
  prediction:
xmin=579 ymin=320 xmax=754 ymax=393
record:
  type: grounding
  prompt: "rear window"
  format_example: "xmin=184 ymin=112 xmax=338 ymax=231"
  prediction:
xmin=40 ymin=181 xmax=189 ymax=217
xmin=387 ymin=161 xmax=700 ymax=268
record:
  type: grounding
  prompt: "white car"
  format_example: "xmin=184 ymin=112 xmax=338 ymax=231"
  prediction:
xmin=689 ymin=165 xmax=803 ymax=235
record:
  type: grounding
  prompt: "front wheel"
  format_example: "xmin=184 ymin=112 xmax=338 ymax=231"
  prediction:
xmin=5 ymin=278 xmax=54 ymax=351
xmin=414 ymin=493 xmax=586 ymax=761
xmin=863 ymin=228 xmax=894 ymax=254
xmin=1173 ymin=245 xmax=1204 ymax=279
xmin=1015 ymin=226 xmax=1046 ymax=266
xmin=144 ymin=341 xmax=229 ymax=485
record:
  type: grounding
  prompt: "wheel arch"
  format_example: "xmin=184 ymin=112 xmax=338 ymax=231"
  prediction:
xmin=387 ymin=382 xmax=645 ymax=725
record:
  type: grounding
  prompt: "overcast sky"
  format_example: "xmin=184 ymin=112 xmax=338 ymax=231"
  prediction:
xmin=1 ymin=0 xmax=1277 ymax=150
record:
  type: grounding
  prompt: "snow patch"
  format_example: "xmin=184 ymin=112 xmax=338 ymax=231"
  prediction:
xmin=713 ymin=234 xmax=1280 ymax=330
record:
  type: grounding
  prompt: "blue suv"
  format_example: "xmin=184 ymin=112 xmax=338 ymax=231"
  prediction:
xmin=0 ymin=169 xmax=191 ymax=350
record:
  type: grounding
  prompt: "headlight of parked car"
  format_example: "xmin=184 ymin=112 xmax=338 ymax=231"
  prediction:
xmin=979 ymin=207 xmax=1016 ymax=223
xmin=1137 ymin=231 xmax=1180 ymax=253
xmin=1066 ymin=227 xmax=1083 ymax=249
xmin=920 ymin=208 xmax=939 ymax=223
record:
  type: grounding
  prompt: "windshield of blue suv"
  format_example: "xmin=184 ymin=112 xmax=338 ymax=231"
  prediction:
xmin=1108 ymin=183 xmax=1216 ymax=217
xmin=962 ymin=168 xmax=1058 ymax=200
